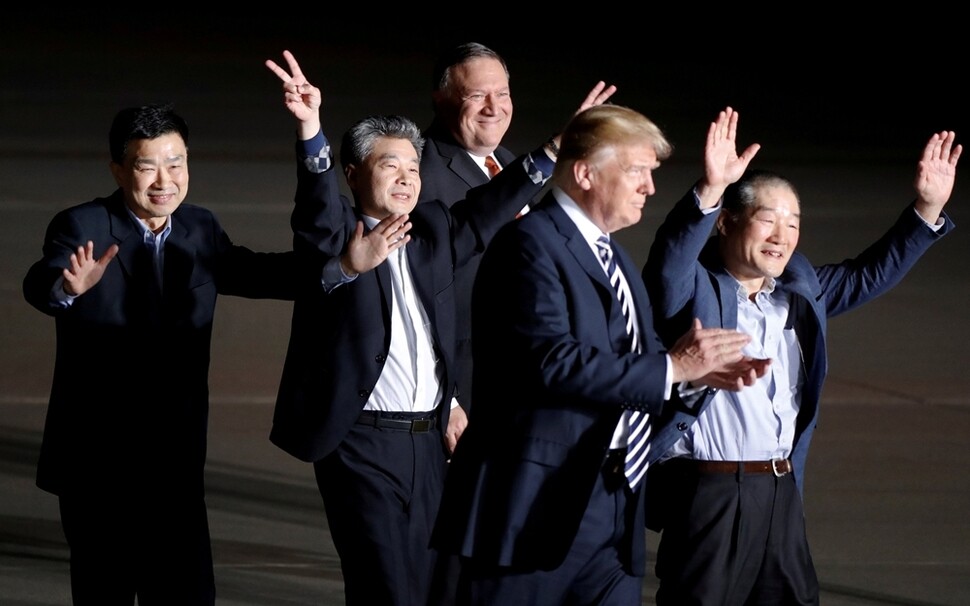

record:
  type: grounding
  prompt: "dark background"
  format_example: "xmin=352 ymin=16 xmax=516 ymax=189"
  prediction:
xmin=3 ymin=14 xmax=965 ymax=167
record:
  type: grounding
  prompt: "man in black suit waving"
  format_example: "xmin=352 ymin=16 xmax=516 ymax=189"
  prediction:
xmin=264 ymin=50 xmax=614 ymax=606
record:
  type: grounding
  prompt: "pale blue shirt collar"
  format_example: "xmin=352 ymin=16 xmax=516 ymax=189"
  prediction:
xmin=125 ymin=207 xmax=171 ymax=290
xmin=124 ymin=206 xmax=172 ymax=246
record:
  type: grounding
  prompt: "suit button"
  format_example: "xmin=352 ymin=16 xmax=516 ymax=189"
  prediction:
xmin=676 ymin=422 xmax=689 ymax=431
xmin=358 ymin=389 xmax=370 ymax=398
xmin=375 ymin=354 xmax=386 ymax=363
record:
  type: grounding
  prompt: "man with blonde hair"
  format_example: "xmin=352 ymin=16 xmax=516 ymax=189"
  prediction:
xmin=432 ymin=105 xmax=769 ymax=605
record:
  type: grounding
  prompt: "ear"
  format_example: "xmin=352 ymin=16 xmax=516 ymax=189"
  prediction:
xmin=344 ymin=164 xmax=357 ymax=191
xmin=573 ymin=160 xmax=594 ymax=192
xmin=109 ymin=161 xmax=124 ymax=188
xmin=715 ymin=209 xmax=730 ymax=236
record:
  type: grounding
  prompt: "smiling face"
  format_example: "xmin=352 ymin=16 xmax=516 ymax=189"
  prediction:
xmin=110 ymin=132 xmax=188 ymax=233
xmin=578 ymin=143 xmax=659 ymax=234
xmin=717 ymin=183 xmax=801 ymax=296
xmin=345 ymin=136 xmax=422 ymax=219
xmin=435 ymin=57 xmax=512 ymax=156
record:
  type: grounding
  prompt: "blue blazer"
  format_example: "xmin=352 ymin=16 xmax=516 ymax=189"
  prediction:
xmin=433 ymin=194 xmax=676 ymax=574
xmin=270 ymin=148 xmax=546 ymax=463
xmin=642 ymin=190 xmax=953 ymax=492
xmin=23 ymin=190 xmax=305 ymax=496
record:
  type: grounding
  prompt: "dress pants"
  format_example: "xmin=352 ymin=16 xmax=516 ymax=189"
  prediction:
xmin=654 ymin=458 xmax=819 ymax=605
xmin=457 ymin=450 xmax=643 ymax=606
xmin=59 ymin=491 xmax=215 ymax=606
xmin=314 ymin=410 xmax=448 ymax=606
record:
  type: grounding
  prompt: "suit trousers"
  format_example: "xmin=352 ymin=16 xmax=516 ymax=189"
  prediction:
xmin=457 ymin=451 xmax=643 ymax=606
xmin=58 ymin=491 xmax=215 ymax=606
xmin=314 ymin=410 xmax=448 ymax=606
xmin=654 ymin=458 xmax=819 ymax=605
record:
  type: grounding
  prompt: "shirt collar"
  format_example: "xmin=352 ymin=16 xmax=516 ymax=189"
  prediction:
xmin=733 ymin=275 xmax=777 ymax=302
xmin=551 ymin=186 xmax=609 ymax=248
xmin=125 ymin=206 xmax=172 ymax=242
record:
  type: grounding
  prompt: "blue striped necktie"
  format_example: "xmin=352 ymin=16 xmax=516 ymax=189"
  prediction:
xmin=595 ymin=235 xmax=651 ymax=490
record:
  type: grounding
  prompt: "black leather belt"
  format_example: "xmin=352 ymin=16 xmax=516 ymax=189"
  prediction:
xmin=356 ymin=410 xmax=437 ymax=433
xmin=692 ymin=458 xmax=793 ymax=477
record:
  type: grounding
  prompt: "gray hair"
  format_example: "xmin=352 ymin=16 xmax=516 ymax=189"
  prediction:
xmin=340 ymin=115 xmax=425 ymax=168
xmin=722 ymin=169 xmax=799 ymax=220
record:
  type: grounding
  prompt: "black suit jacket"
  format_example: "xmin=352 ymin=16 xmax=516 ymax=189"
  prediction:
xmin=23 ymin=190 xmax=305 ymax=497
xmin=418 ymin=127 xmax=528 ymax=411
xmin=270 ymin=148 xmax=546 ymax=463
xmin=432 ymin=193 xmax=675 ymax=574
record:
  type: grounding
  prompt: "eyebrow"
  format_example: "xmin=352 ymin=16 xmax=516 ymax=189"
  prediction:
xmin=375 ymin=152 xmax=419 ymax=164
xmin=134 ymin=155 xmax=185 ymax=166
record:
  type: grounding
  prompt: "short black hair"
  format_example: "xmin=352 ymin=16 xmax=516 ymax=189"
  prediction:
xmin=108 ymin=103 xmax=188 ymax=164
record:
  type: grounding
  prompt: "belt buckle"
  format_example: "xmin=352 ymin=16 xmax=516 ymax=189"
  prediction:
xmin=771 ymin=458 xmax=789 ymax=477
xmin=411 ymin=419 xmax=432 ymax=433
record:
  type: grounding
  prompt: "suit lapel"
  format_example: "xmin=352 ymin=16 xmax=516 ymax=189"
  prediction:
xmin=107 ymin=193 xmax=143 ymax=281
xmin=428 ymin=133 xmax=491 ymax=190
xmin=545 ymin=201 xmax=614 ymax=293
xmin=405 ymin=239 xmax=436 ymax=329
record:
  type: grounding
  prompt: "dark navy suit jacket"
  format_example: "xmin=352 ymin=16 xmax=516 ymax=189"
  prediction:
xmin=433 ymin=194 xmax=677 ymax=574
xmin=418 ymin=126 xmax=522 ymax=412
xmin=23 ymin=190 xmax=304 ymax=497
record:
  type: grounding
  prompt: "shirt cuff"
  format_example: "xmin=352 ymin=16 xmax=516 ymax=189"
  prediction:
xmin=50 ymin=276 xmax=76 ymax=308
xmin=523 ymin=147 xmax=555 ymax=185
xmin=693 ymin=187 xmax=721 ymax=215
xmin=321 ymin=256 xmax=357 ymax=292
xmin=300 ymin=130 xmax=333 ymax=174
xmin=914 ymin=206 xmax=944 ymax=231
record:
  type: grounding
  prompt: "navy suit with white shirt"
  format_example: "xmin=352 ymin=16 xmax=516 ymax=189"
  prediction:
xmin=270 ymin=131 xmax=552 ymax=606
xmin=432 ymin=189 xmax=681 ymax=603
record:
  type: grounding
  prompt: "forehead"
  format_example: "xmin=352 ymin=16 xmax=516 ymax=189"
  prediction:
xmin=595 ymin=142 xmax=658 ymax=169
xmin=126 ymin=132 xmax=187 ymax=161
xmin=616 ymin=142 xmax=658 ymax=165
xmin=451 ymin=57 xmax=509 ymax=90
xmin=749 ymin=184 xmax=800 ymax=216
xmin=366 ymin=137 xmax=420 ymax=164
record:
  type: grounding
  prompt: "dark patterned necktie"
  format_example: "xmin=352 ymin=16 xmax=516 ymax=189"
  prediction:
xmin=595 ymin=236 xmax=650 ymax=490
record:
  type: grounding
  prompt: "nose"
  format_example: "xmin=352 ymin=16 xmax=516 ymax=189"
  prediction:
xmin=639 ymin=172 xmax=656 ymax=197
xmin=768 ymin=221 xmax=787 ymax=243
xmin=481 ymin=95 xmax=496 ymax=114
xmin=155 ymin=166 xmax=173 ymax=187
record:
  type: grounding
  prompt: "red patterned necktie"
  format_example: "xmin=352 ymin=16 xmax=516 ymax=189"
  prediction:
xmin=484 ymin=155 xmax=501 ymax=179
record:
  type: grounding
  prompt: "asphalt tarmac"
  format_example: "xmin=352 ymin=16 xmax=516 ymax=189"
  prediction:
xmin=2 ymin=16 xmax=968 ymax=606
